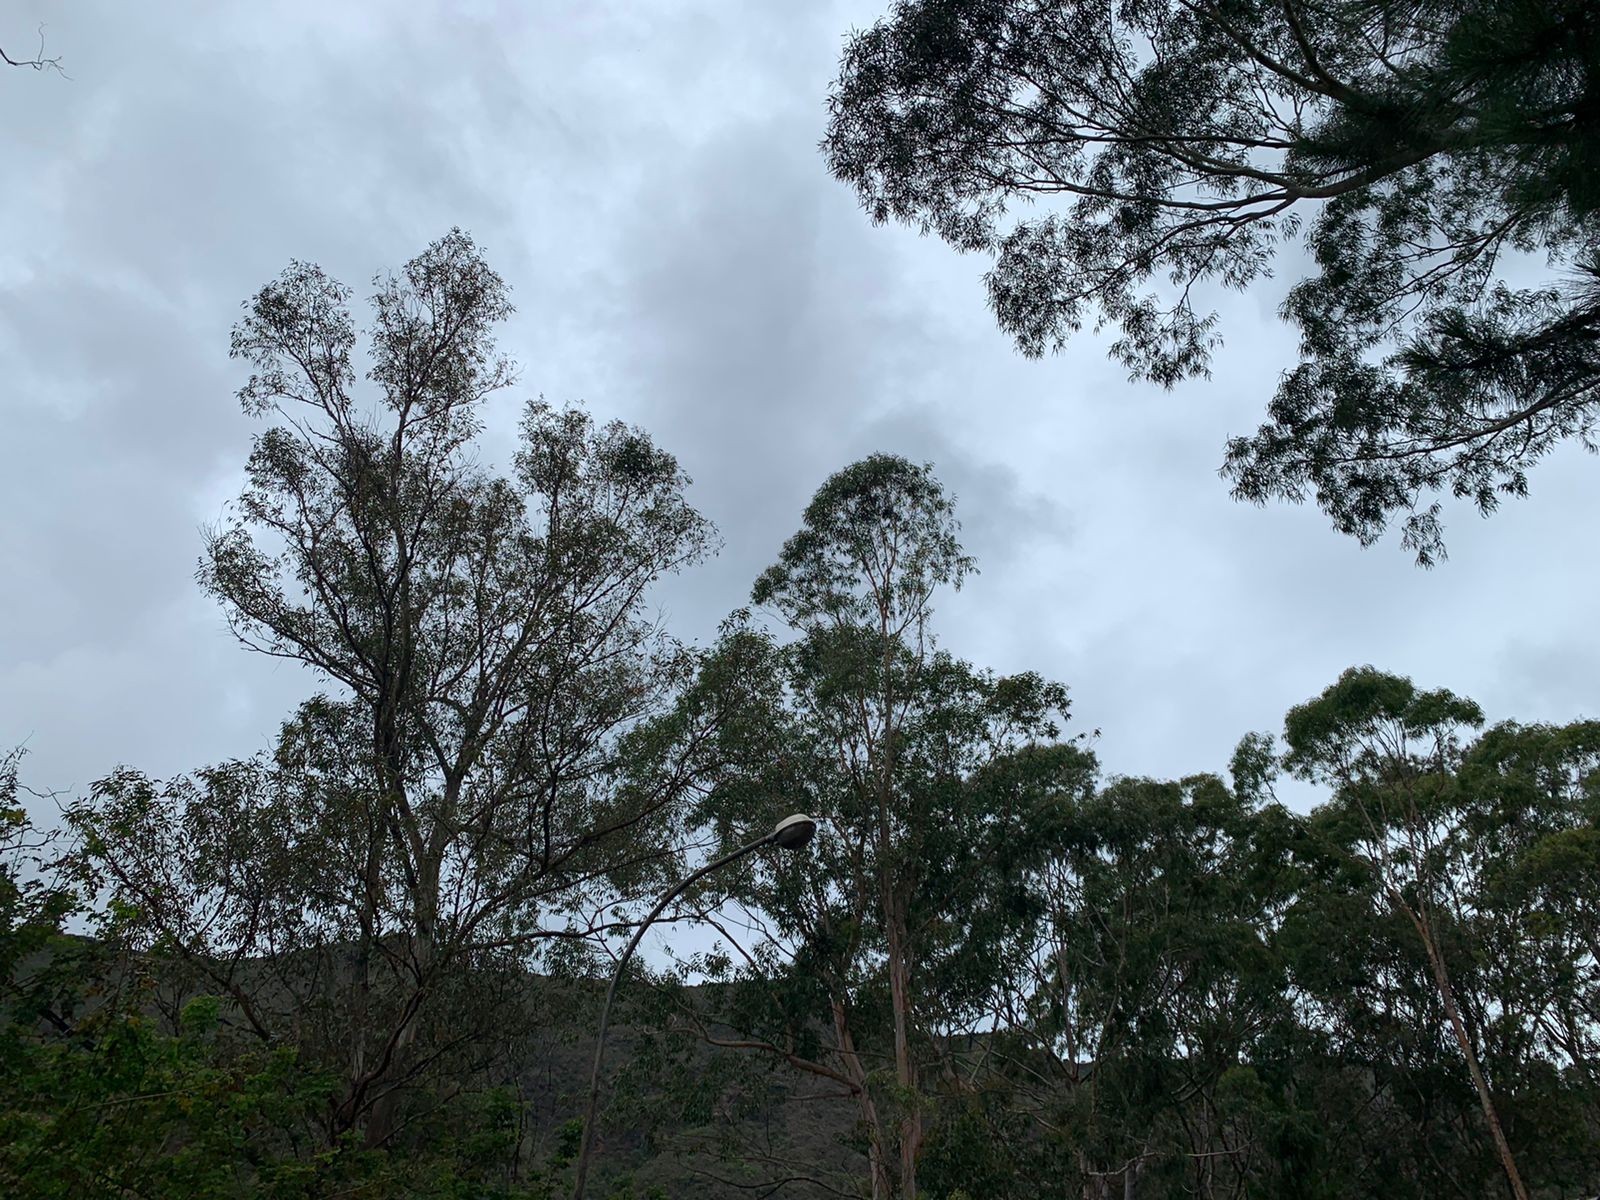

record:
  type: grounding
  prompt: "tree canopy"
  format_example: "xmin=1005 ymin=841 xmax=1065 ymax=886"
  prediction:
xmin=680 ymin=454 xmax=1082 ymax=1198
xmin=59 ymin=231 xmax=723 ymax=1165
xmin=4 ymin=237 xmax=1597 ymax=1199
xmin=824 ymin=0 xmax=1600 ymax=562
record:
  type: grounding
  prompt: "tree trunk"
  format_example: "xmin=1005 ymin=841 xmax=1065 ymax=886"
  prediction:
xmin=1406 ymin=901 xmax=1530 ymax=1200
xmin=363 ymin=859 xmax=440 ymax=1149
xmin=885 ymin=910 xmax=920 ymax=1199
xmin=834 ymin=1001 xmax=895 ymax=1200
xmin=332 ymin=822 xmax=388 ymax=1138
xmin=1123 ymin=1155 xmax=1143 ymax=1200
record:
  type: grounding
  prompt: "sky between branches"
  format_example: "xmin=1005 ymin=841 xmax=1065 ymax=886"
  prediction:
xmin=2 ymin=0 xmax=1596 ymax=818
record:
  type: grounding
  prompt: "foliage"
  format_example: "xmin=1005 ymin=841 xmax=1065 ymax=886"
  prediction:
xmin=661 ymin=456 xmax=1088 ymax=1198
xmin=641 ymin=658 xmax=1600 ymax=1199
xmin=912 ymin=669 xmax=1600 ymax=1200
xmin=61 ymin=231 xmax=719 ymax=1165
xmin=4 ymin=748 xmax=596 ymax=1198
xmin=825 ymin=0 xmax=1600 ymax=561
xmin=7 ymin=415 xmax=1599 ymax=1197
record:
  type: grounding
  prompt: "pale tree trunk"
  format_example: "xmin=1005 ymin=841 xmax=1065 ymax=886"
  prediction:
xmin=884 ymin=910 xmax=920 ymax=1199
xmin=1123 ymin=1154 xmax=1143 ymax=1200
xmin=834 ymin=1001 xmax=895 ymax=1200
xmin=1079 ymin=1151 xmax=1110 ymax=1200
xmin=869 ymin=590 xmax=922 ymax=1200
xmin=363 ymin=855 xmax=440 ymax=1149
xmin=1404 ymin=899 xmax=1530 ymax=1200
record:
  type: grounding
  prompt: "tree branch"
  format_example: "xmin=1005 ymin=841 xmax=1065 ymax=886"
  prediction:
xmin=2 ymin=24 xmax=65 ymax=75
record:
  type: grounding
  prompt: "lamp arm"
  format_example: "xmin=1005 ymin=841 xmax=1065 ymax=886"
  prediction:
xmin=570 ymin=829 xmax=776 ymax=1200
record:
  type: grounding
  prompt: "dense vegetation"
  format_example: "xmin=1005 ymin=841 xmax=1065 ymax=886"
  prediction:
xmin=6 ymin=3 xmax=1599 ymax=1189
xmin=2 ymin=231 xmax=1596 ymax=1199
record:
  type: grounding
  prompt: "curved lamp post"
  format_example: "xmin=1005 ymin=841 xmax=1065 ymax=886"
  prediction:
xmin=570 ymin=813 xmax=818 ymax=1200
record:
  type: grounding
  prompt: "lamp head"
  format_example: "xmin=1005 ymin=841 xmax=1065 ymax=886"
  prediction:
xmin=771 ymin=813 xmax=818 ymax=850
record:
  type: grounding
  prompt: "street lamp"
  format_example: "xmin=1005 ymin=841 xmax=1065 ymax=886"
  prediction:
xmin=570 ymin=813 xmax=818 ymax=1200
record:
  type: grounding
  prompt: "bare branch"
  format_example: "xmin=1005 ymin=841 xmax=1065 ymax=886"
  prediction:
xmin=1 ymin=24 xmax=65 ymax=75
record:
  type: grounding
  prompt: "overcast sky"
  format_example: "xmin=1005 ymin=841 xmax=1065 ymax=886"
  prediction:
xmin=4 ymin=0 xmax=1597 ymax=821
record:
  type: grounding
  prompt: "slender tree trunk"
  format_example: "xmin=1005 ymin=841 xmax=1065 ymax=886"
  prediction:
xmin=870 ymin=588 xmax=921 ymax=1199
xmin=1405 ymin=901 xmax=1530 ymax=1200
xmin=364 ymin=859 xmax=439 ymax=1148
xmin=885 ymin=909 xmax=920 ymax=1198
xmin=359 ymin=690 xmax=428 ymax=1148
xmin=834 ymin=1001 xmax=895 ymax=1200
xmin=1079 ymin=1152 xmax=1109 ymax=1200
xmin=333 ymin=813 xmax=388 ymax=1137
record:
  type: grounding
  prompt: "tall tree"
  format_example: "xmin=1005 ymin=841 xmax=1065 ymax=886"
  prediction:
xmin=1457 ymin=717 xmax=1600 ymax=1109
xmin=68 ymin=231 xmax=717 ymax=1153
xmin=1283 ymin=667 xmax=1526 ymax=1198
xmin=825 ymin=0 xmax=1600 ymax=562
xmin=672 ymin=455 xmax=1084 ymax=1199
xmin=971 ymin=770 xmax=1310 ymax=1200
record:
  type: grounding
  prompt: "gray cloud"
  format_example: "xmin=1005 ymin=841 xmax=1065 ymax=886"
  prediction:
xmin=2 ymin=0 xmax=1595 ymax=821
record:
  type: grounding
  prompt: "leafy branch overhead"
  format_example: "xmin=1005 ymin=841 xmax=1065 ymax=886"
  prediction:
xmin=825 ymin=0 xmax=1600 ymax=562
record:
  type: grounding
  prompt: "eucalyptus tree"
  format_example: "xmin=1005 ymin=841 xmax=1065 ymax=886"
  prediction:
xmin=68 ymin=231 xmax=717 ymax=1150
xmin=919 ymin=671 xmax=1600 ymax=1199
xmin=825 ymin=0 xmax=1600 ymax=562
xmin=1280 ymin=667 xmax=1600 ymax=1200
xmin=970 ymin=770 xmax=1308 ymax=1199
xmin=1457 ymin=718 xmax=1600 ymax=1104
xmin=674 ymin=455 xmax=1084 ymax=1199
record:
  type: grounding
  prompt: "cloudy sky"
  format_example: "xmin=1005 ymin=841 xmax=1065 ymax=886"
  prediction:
xmin=4 ymin=0 xmax=1597 ymax=820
